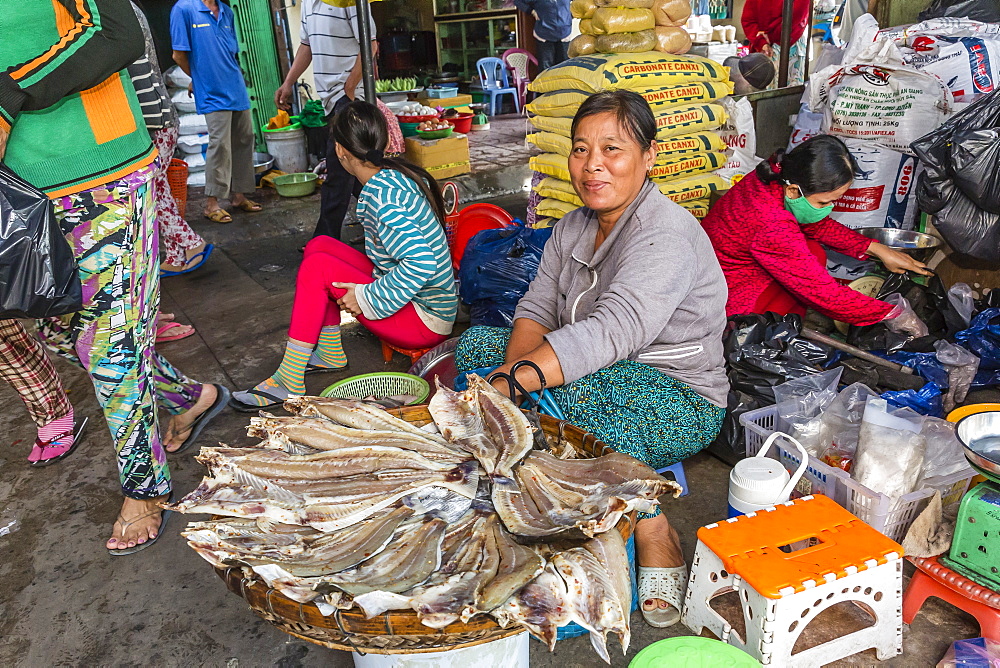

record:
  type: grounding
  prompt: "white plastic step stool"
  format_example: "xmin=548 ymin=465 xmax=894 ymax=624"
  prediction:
xmin=681 ymin=495 xmax=904 ymax=667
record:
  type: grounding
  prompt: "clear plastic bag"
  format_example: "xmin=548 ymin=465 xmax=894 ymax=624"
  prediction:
xmin=571 ymin=0 xmax=597 ymax=18
xmin=935 ymin=340 xmax=981 ymax=413
xmin=651 ymin=0 xmax=691 ymax=26
xmin=935 ymin=637 xmax=1000 ymax=668
xmin=819 ymin=382 xmax=879 ymax=459
xmin=653 ymin=26 xmax=692 ymax=54
xmin=591 ymin=7 xmax=656 ymax=34
xmin=773 ymin=368 xmax=843 ymax=455
xmin=595 ymin=30 xmax=657 ymax=54
xmin=569 ymin=34 xmax=597 ymax=58
xmin=919 ymin=417 xmax=973 ymax=483
xmin=947 ymin=282 xmax=975 ymax=328
xmin=854 ymin=398 xmax=926 ymax=502
xmin=595 ymin=0 xmax=653 ymax=8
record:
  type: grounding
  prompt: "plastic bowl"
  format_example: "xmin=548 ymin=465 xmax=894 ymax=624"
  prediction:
xmin=415 ymin=126 xmax=454 ymax=140
xmin=272 ymin=172 xmax=318 ymax=197
xmin=396 ymin=114 xmax=439 ymax=124
xmin=445 ymin=113 xmax=474 ymax=134
xmin=321 ymin=372 xmax=430 ymax=405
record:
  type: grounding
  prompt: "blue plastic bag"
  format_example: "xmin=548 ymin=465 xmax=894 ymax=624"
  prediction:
xmin=881 ymin=382 xmax=944 ymax=417
xmin=459 ymin=220 xmax=552 ymax=327
xmin=955 ymin=308 xmax=1000 ymax=370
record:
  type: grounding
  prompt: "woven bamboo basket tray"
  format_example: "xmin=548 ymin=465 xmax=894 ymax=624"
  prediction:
xmin=213 ymin=405 xmax=636 ymax=654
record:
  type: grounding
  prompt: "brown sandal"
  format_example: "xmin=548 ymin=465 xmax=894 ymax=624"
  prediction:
xmin=107 ymin=498 xmax=172 ymax=556
xmin=234 ymin=199 xmax=262 ymax=212
xmin=204 ymin=208 xmax=233 ymax=223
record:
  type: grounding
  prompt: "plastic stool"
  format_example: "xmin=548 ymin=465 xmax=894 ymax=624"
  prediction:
xmin=903 ymin=556 xmax=1000 ymax=641
xmin=629 ymin=637 xmax=761 ymax=667
xmin=656 ymin=461 xmax=689 ymax=497
xmin=682 ymin=495 xmax=904 ymax=667
xmin=380 ymin=341 xmax=432 ymax=365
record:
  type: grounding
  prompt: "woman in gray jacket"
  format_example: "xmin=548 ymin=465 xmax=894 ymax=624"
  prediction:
xmin=456 ymin=90 xmax=729 ymax=628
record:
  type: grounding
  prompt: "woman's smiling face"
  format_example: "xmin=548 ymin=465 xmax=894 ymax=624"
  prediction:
xmin=569 ymin=111 xmax=656 ymax=224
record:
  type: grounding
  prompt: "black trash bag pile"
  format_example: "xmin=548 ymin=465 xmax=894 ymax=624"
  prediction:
xmin=919 ymin=0 xmax=1000 ymax=22
xmin=912 ymin=89 xmax=1000 ymax=262
xmin=708 ymin=313 xmax=836 ymax=465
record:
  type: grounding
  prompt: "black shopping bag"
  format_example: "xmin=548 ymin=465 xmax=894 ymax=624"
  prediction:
xmin=0 ymin=165 xmax=81 ymax=318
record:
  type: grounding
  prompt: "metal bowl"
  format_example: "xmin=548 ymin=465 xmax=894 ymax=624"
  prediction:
xmin=855 ymin=228 xmax=943 ymax=263
xmin=955 ymin=411 xmax=1000 ymax=480
xmin=253 ymin=152 xmax=274 ymax=174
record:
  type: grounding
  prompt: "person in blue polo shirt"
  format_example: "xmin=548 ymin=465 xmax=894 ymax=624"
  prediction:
xmin=171 ymin=0 xmax=263 ymax=223
xmin=513 ymin=0 xmax=572 ymax=71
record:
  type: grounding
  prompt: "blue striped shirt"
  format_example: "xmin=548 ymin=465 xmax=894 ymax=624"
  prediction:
xmin=354 ymin=169 xmax=458 ymax=335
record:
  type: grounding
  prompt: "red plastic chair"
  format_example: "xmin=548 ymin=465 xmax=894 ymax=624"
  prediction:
xmin=502 ymin=48 xmax=538 ymax=113
xmin=903 ymin=556 xmax=1000 ymax=640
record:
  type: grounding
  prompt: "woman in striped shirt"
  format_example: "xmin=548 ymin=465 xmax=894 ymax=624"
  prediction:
xmin=232 ymin=101 xmax=457 ymax=410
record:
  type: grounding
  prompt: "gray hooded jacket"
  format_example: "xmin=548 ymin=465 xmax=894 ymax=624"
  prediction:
xmin=514 ymin=180 xmax=730 ymax=406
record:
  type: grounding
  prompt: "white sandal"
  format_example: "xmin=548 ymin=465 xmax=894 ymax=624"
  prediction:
xmin=637 ymin=565 xmax=688 ymax=628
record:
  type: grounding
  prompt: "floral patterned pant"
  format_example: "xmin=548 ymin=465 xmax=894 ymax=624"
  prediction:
xmin=153 ymin=125 xmax=205 ymax=266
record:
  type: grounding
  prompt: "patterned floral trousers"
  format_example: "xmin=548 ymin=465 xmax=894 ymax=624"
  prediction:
xmin=37 ymin=164 xmax=202 ymax=499
xmin=152 ymin=125 xmax=205 ymax=267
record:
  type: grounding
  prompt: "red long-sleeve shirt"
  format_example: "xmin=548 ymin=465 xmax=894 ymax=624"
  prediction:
xmin=741 ymin=0 xmax=810 ymax=53
xmin=701 ymin=172 xmax=894 ymax=326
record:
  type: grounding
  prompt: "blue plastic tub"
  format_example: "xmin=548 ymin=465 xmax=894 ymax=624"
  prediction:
xmin=425 ymin=86 xmax=459 ymax=98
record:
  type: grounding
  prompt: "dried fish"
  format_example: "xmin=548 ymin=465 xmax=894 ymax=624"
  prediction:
xmin=552 ymin=545 xmax=629 ymax=664
xmin=467 ymin=375 xmax=534 ymax=478
xmin=491 ymin=565 xmax=570 ymax=650
xmin=582 ymin=530 xmax=631 ymax=655
xmin=284 ymin=396 xmax=451 ymax=447
xmin=428 ymin=380 xmax=501 ymax=473
xmin=477 ymin=517 xmax=545 ymax=613
xmin=197 ymin=445 xmax=457 ymax=479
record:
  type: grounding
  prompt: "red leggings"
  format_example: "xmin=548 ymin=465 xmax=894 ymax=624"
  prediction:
xmin=289 ymin=236 xmax=449 ymax=350
xmin=752 ymin=240 xmax=828 ymax=317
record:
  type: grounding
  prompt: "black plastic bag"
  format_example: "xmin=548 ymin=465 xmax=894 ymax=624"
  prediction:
xmin=912 ymin=89 xmax=1000 ymax=261
xmin=0 ymin=166 xmax=81 ymax=318
xmin=919 ymin=0 xmax=1000 ymax=22
xmin=458 ymin=221 xmax=552 ymax=328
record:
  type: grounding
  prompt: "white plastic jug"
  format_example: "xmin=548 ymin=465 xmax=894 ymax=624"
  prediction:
xmin=728 ymin=432 xmax=809 ymax=517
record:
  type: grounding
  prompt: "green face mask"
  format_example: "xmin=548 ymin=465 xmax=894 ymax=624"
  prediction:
xmin=784 ymin=189 xmax=833 ymax=225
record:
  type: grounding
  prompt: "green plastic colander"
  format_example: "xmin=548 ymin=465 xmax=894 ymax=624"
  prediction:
xmin=320 ymin=372 xmax=430 ymax=405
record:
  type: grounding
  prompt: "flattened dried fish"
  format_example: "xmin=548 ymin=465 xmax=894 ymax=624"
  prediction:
xmin=582 ymin=530 xmax=631 ymax=654
xmin=491 ymin=565 xmax=570 ymax=650
xmin=284 ymin=396 xmax=451 ymax=446
xmin=552 ymin=545 xmax=629 ymax=664
xmin=468 ymin=375 xmax=534 ymax=478
xmin=325 ymin=517 xmax=447 ymax=595
xmin=478 ymin=517 xmax=545 ymax=613
xmin=428 ymin=380 xmax=501 ymax=473
xmin=198 ymin=445 xmax=456 ymax=479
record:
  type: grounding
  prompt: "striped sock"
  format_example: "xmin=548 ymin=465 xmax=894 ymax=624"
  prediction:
xmin=273 ymin=341 xmax=311 ymax=394
xmin=311 ymin=326 xmax=348 ymax=369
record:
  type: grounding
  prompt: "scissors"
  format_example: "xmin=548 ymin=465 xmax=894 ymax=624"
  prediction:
xmin=488 ymin=360 xmax=550 ymax=450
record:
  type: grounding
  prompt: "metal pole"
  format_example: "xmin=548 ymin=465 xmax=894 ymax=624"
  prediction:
xmin=355 ymin=0 xmax=377 ymax=102
xmin=777 ymin=0 xmax=794 ymax=88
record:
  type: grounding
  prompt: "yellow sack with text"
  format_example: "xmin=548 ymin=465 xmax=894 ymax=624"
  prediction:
xmin=596 ymin=30 xmax=657 ymax=54
xmin=657 ymin=173 xmax=728 ymax=202
xmin=591 ymin=8 xmax=655 ymax=34
xmin=530 ymin=52 xmax=729 ymax=93
xmin=571 ymin=0 xmax=597 ymax=18
xmin=655 ymin=103 xmax=727 ymax=139
xmin=656 ymin=132 xmax=727 ymax=157
xmin=649 ymin=150 xmax=728 ymax=181
xmin=677 ymin=197 xmax=711 ymax=218
xmin=527 ymin=131 xmax=572 ymax=157
xmin=534 ymin=177 xmax=584 ymax=207
xmin=635 ymin=80 xmax=733 ymax=110
xmin=529 ymin=153 xmax=571 ymax=182
xmin=537 ymin=198 xmax=579 ymax=219
xmin=529 ymin=115 xmax=573 ymax=136
xmin=527 ymin=91 xmax=585 ymax=118
xmin=569 ymin=34 xmax=597 ymax=58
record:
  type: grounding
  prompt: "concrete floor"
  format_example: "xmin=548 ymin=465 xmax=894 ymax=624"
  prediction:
xmin=0 ymin=185 xmax=982 ymax=667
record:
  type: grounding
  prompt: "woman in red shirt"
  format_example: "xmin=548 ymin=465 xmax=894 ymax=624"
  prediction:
xmin=702 ymin=135 xmax=931 ymax=329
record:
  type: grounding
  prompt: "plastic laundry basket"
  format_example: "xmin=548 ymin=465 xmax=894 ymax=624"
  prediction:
xmin=167 ymin=158 xmax=189 ymax=219
xmin=321 ymin=373 xmax=430 ymax=405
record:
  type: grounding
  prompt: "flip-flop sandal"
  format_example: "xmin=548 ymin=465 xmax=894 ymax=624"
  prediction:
xmin=305 ymin=362 xmax=349 ymax=376
xmin=167 ymin=384 xmax=231 ymax=455
xmin=161 ymin=244 xmax=215 ymax=277
xmin=107 ymin=494 xmax=174 ymax=556
xmin=156 ymin=321 xmax=196 ymax=343
xmin=229 ymin=387 xmax=287 ymax=413
xmin=30 ymin=417 xmax=89 ymax=467
xmin=204 ymin=209 xmax=233 ymax=224
xmin=235 ymin=199 xmax=262 ymax=212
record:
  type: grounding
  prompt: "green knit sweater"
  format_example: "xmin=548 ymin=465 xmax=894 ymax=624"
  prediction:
xmin=0 ymin=0 xmax=154 ymax=196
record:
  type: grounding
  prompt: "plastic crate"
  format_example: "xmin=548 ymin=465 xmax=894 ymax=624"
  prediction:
xmin=424 ymin=86 xmax=459 ymax=98
xmin=740 ymin=404 xmax=976 ymax=542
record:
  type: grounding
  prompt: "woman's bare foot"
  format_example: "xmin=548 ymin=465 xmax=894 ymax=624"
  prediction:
xmin=107 ymin=494 xmax=170 ymax=551
xmin=163 ymin=384 xmax=219 ymax=453
xmin=160 ymin=243 xmax=208 ymax=273
xmin=636 ymin=514 xmax=685 ymax=614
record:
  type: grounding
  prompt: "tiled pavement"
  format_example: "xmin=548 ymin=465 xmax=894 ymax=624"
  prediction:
xmin=469 ymin=113 xmax=537 ymax=174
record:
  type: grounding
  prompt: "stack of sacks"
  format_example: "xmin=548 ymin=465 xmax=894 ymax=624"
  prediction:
xmin=165 ymin=65 xmax=210 ymax=187
xmin=569 ymin=0 xmax=693 ymax=57
xmin=526 ymin=52 xmax=733 ymax=221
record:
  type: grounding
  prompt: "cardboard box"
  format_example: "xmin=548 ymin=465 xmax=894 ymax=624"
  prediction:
xmin=426 ymin=162 xmax=471 ymax=179
xmin=415 ymin=93 xmax=472 ymax=110
xmin=405 ymin=134 xmax=470 ymax=173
